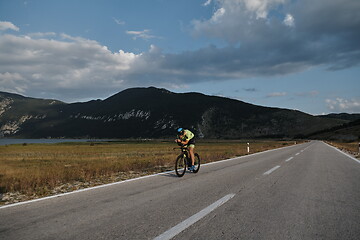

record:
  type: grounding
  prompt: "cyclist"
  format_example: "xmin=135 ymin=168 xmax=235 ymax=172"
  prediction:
xmin=175 ymin=128 xmax=196 ymax=171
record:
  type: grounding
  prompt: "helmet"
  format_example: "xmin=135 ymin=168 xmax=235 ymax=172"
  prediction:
xmin=177 ymin=128 xmax=183 ymax=133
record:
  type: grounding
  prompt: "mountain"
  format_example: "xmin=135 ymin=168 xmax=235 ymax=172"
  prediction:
xmin=318 ymin=113 xmax=360 ymax=122
xmin=0 ymin=87 xmax=348 ymax=139
xmin=0 ymin=92 xmax=64 ymax=137
xmin=306 ymin=119 xmax=360 ymax=141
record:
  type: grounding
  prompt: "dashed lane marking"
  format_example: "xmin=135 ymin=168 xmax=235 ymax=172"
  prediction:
xmin=263 ymin=165 xmax=281 ymax=175
xmin=154 ymin=194 xmax=236 ymax=240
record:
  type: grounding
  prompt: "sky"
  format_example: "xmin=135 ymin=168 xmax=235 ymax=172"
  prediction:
xmin=0 ymin=0 xmax=359 ymax=115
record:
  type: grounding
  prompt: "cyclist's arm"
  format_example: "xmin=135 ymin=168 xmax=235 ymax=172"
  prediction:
xmin=175 ymin=138 xmax=189 ymax=145
xmin=181 ymin=139 xmax=190 ymax=145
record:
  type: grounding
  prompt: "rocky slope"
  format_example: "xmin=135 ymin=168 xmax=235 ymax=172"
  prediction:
xmin=0 ymin=87 xmax=347 ymax=139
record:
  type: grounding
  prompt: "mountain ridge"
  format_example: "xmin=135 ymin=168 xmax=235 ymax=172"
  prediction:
xmin=0 ymin=87 xmax=352 ymax=139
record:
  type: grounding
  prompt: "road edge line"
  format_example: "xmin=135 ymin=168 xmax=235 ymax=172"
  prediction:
xmin=324 ymin=141 xmax=360 ymax=165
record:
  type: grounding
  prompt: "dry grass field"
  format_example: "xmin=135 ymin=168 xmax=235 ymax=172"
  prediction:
xmin=327 ymin=141 xmax=360 ymax=157
xmin=0 ymin=140 xmax=297 ymax=204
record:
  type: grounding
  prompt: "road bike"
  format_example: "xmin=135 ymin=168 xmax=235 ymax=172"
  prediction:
xmin=175 ymin=145 xmax=200 ymax=177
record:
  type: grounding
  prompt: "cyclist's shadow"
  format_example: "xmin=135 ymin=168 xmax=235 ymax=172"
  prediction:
xmin=159 ymin=171 xmax=180 ymax=178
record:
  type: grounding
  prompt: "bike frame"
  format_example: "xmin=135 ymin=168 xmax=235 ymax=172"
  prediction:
xmin=175 ymin=145 xmax=200 ymax=177
xmin=180 ymin=146 xmax=190 ymax=164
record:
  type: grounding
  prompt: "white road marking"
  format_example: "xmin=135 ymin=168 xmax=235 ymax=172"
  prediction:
xmin=263 ymin=165 xmax=281 ymax=175
xmin=324 ymin=142 xmax=360 ymax=165
xmin=153 ymin=194 xmax=235 ymax=240
xmin=295 ymin=153 xmax=300 ymax=156
xmin=285 ymin=157 xmax=294 ymax=162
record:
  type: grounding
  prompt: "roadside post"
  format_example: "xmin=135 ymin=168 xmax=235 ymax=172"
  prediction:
xmin=358 ymin=142 xmax=360 ymax=156
xmin=247 ymin=142 xmax=250 ymax=154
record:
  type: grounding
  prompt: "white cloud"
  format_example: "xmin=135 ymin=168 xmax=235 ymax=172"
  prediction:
xmin=0 ymin=21 xmax=20 ymax=31
xmin=192 ymin=0 xmax=360 ymax=70
xmin=326 ymin=98 xmax=360 ymax=113
xmin=113 ymin=18 xmax=125 ymax=25
xmin=242 ymin=0 xmax=287 ymax=19
xmin=126 ymin=29 xmax=158 ymax=40
xmin=0 ymin=33 xmax=140 ymax=101
xmin=27 ymin=32 xmax=56 ymax=38
xmin=1 ymin=28 xmax=357 ymax=103
xmin=0 ymin=72 xmax=27 ymax=93
xmin=203 ymin=0 xmax=212 ymax=6
xmin=211 ymin=8 xmax=226 ymax=23
xmin=1 ymin=0 xmax=360 ymax=103
xmin=192 ymin=0 xmax=290 ymax=43
xmin=283 ymin=14 xmax=295 ymax=27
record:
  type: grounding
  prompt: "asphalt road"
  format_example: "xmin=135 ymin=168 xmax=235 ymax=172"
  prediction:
xmin=1 ymin=141 xmax=360 ymax=240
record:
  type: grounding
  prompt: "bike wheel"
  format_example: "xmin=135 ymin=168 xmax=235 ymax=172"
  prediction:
xmin=175 ymin=154 xmax=187 ymax=177
xmin=192 ymin=153 xmax=201 ymax=173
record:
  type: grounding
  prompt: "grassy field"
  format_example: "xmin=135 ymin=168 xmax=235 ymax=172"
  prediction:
xmin=0 ymin=140 xmax=297 ymax=203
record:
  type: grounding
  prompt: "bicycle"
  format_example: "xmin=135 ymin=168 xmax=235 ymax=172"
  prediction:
xmin=175 ymin=145 xmax=200 ymax=177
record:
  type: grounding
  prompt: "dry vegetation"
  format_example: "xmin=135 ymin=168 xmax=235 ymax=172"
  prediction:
xmin=326 ymin=141 xmax=360 ymax=157
xmin=0 ymin=140 xmax=296 ymax=204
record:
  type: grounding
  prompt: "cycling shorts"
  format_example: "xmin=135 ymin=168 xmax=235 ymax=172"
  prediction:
xmin=188 ymin=138 xmax=195 ymax=148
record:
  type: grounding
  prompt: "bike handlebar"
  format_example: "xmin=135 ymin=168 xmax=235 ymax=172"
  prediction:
xmin=173 ymin=145 xmax=188 ymax=151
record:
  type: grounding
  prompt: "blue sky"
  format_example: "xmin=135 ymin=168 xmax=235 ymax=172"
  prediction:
xmin=0 ymin=0 xmax=359 ymax=115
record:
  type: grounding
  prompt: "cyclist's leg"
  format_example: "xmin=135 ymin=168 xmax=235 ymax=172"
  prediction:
xmin=188 ymin=138 xmax=196 ymax=170
xmin=188 ymin=145 xmax=195 ymax=166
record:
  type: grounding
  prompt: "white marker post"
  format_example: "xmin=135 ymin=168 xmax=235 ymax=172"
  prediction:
xmin=247 ymin=142 xmax=250 ymax=154
xmin=358 ymin=142 xmax=360 ymax=156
